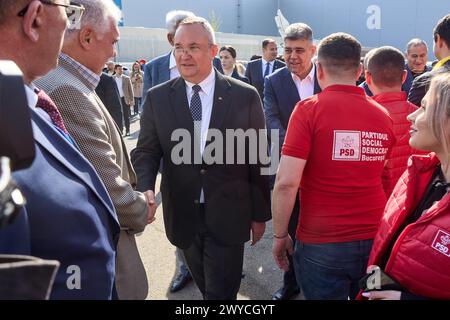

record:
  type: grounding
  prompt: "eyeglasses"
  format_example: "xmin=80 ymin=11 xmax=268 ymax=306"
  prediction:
xmin=174 ymin=44 xmax=213 ymax=56
xmin=18 ymin=1 xmax=85 ymax=30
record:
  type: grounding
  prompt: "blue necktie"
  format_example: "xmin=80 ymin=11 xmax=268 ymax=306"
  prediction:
xmin=264 ymin=62 xmax=271 ymax=78
xmin=190 ymin=85 xmax=202 ymax=121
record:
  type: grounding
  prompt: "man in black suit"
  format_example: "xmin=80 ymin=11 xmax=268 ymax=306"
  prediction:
xmin=245 ymin=38 xmax=285 ymax=100
xmin=96 ymin=72 xmax=123 ymax=131
xmin=264 ymin=22 xmax=321 ymax=300
xmin=408 ymin=14 xmax=450 ymax=106
xmin=142 ymin=10 xmax=224 ymax=292
xmin=132 ymin=16 xmax=271 ymax=300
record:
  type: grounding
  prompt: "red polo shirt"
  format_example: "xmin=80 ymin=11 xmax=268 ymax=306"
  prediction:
xmin=282 ymin=85 xmax=395 ymax=243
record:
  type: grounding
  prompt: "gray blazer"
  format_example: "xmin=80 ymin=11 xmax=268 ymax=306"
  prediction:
xmin=36 ymin=56 xmax=149 ymax=300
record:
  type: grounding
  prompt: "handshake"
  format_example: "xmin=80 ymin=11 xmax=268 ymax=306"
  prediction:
xmin=144 ymin=190 xmax=158 ymax=225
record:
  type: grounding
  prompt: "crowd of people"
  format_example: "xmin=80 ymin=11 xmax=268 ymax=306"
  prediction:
xmin=0 ymin=0 xmax=449 ymax=301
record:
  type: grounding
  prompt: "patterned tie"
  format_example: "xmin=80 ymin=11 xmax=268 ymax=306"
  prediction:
xmin=189 ymin=85 xmax=202 ymax=122
xmin=35 ymin=89 xmax=69 ymax=134
xmin=264 ymin=62 xmax=271 ymax=78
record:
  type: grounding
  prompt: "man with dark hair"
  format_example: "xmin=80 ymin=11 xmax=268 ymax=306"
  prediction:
xmin=0 ymin=0 xmax=120 ymax=299
xmin=264 ymin=22 xmax=321 ymax=300
xmin=408 ymin=14 xmax=450 ymax=106
xmin=246 ymin=38 xmax=285 ymax=100
xmin=114 ymin=64 xmax=134 ymax=136
xmin=272 ymin=33 xmax=395 ymax=300
xmin=365 ymin=46 xmax=419 ymax=197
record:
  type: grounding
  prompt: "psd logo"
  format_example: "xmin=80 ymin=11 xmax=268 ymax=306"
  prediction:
xmin=332 ymin=131 xmax=361 ymax=161
xmin=432 ymin=229 xmax=450 ymax=257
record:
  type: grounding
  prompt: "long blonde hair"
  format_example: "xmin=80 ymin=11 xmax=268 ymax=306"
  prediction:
xmin=131 ymin=61 xmax=143 ymax=79
xmin=428 ymin=72 xmax=450 ymax=166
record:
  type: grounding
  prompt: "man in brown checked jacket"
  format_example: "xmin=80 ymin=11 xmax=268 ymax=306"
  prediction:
xmin=35 ymin=0 xmax=154 ymax=300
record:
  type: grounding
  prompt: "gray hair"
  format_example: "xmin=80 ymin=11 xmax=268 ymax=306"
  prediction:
xmin=406 ymin=38 xmax=428 ymax=53
xmin=166 ymin=10 xmax=195 ymax=34
xmin=284 ymin=23 xmax=313 ymax=42
xmin=177 ymin=16 xmax=216 ymax=44
xmin=66 ymin=0 xmax=121 ymax=35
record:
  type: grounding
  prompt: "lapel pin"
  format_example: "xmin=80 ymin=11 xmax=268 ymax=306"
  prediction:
xmin=218 ymin=97 xmax=223 ymax=101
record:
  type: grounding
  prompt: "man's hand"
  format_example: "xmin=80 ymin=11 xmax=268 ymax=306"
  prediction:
xmin=362 ymin=290 xmax=401 ymax=300
xmin=250 ymin=221 xmax=266 ymax=246
xmin=272 ymin=235 xmax=294 ymax=272
xmin=144 ymin=190 xmax=158 ymax=224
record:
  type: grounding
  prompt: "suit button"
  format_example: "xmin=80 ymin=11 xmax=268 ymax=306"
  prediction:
xmin=194 ymin=199 xmax=199 ymax=204
xmin=200 ymin=169 xmax=207 ymax=175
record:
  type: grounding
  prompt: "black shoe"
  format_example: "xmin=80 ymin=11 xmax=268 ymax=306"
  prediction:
xmin=271 ymin=285 xmax=300 ymax=300
xmin=169 ymin=271 xmax=192 ymax=293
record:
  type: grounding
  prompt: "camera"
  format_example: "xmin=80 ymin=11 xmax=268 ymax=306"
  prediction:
xmin=0 ymin=60 xmax=35 ymax=228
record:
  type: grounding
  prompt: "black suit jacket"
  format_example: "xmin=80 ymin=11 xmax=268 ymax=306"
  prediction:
xmin=408 ymin=60 xmax=450 ymax=106
xmin=245 ymin=58 xmax=285 ymax=99
xmin=132 ymin=71 xmax=271 ymax=248
xmin=96 ymin=73 xmax=123 ymax=129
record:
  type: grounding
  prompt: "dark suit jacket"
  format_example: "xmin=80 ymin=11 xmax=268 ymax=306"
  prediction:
xmin=12 ymin=109 xmax=120 ymax=299
xmin=408 ymin=60 xmax=450 ymax=106
xmin=264 ymin=66 xmax=321 ymax=148
xmin=142 ymin=52 xmax=223 ymax=104
xmin=402 ymin=63 xmax=432 ymax=95
xmin=96 ymin=73 xmax=123 ymax=129
xmin=132 ymin=71 xmax=271 ymax=249
xmin=230 ymin=68 xmax=249 ymax=84
xmin=245 ymin=58 xmax=285 ymax=99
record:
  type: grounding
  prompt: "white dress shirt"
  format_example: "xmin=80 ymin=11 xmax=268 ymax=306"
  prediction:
xmin=261 ymin=58 xmax=275 ymax=77
xmin=169 ymin=51 xmax=180 ymax=79
xmin=184 ymin=68 xmax=216 ymax=202
xmin=292 ymin=63 xmax=315 ymax=100
xmin=114 ymin=75 xmax=124 ymax=98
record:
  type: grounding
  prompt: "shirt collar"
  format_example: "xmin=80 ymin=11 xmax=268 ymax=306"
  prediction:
xmin=185 ymin=68 xmax=215 ymax=97
xmin=24 ymin=84 xmax=38 ymax=108
xmin=261 ymin=58 xmax=274 ymax=66
xmin=170 ymin=51 xmax=177 ymax=70
xmin=292 ymin=63 xmax=315 ymax=82
xmin=59 ymin=52 xmax=100 ymax=89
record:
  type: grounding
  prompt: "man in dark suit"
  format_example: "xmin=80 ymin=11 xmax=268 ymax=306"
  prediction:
xmin=264 ymin=23 xmax=321 ymax=300
xmin=245 ymin=38 xmax=285 ymax=100
xmin=96 ymin=72 xmax=124 ymax=130
xmin=132 ymin=16 xmax=271 ymax=300
xmin=0 ymin=0 xmax=120 ymax=299
xmin=402 ymin=38 xmax=431 ymax=95
xmin=408 ymin=14 xmax=450 ymax=106
xmin=142 ymin=10 xmax=222 ymax=293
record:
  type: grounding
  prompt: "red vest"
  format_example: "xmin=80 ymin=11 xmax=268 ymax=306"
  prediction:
xmin=372 ymin=92 xmax=418 ymax=197
xmin=366 ymin=153 xmax=450 ymax=299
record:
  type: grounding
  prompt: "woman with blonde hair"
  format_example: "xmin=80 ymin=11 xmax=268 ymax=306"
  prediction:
xmin=360 ymin=72 xmax=450 ymax=300
xmin=130 ymin=61 xmax=144 ymax=115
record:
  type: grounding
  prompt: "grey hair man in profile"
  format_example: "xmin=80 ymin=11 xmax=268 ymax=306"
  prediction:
xmin=35 ymin=0 xmax=151 ymax=300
